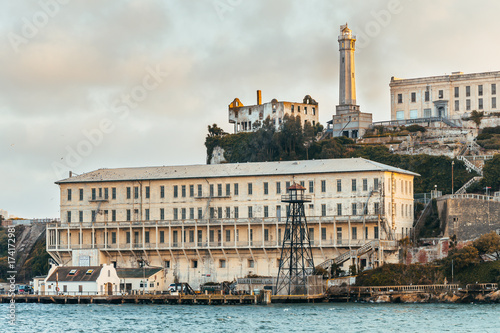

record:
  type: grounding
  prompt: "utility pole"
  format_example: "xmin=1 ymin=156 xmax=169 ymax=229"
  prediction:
xmin=451 ymin=160 xmax=454 ymax=194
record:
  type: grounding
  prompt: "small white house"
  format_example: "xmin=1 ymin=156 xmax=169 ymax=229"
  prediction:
xmin=44 ymin=264 xmax=120 ymax=295
xmin=116 ymin=267 xmax=165 ymax=294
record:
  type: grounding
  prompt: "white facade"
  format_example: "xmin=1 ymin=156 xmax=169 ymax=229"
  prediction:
xmin=390 ymin=71 xmax=500 ymax=121
xmin=48 ymin=158 xmax=417 ymax=289
xmin=228 ymin=91 xmax=319 ymax=133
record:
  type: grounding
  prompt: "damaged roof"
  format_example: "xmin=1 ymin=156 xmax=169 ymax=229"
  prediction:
xmin=116 ymin=267 xmax=163 ymax=279
xmin=56 ymin=158 xmax=419 ymax=184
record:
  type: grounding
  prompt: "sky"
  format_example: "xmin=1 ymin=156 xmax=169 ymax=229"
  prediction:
xmin=2 ymin=0 xmax=500 ymax=219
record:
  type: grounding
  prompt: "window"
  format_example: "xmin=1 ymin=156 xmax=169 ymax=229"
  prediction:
xmin=374 ymin=178 xmax=379 ymax=191
xmin=67 ymin=211 xmax=71 ymax=223
xmin=234 ymin=183 xmax=239 ymax=196
xmin=492 ymin=83 xmax=497 ymax=95
xmin=304 ymin=107 xmax=307 ymax=114
xmin=69 ymin=269 xmax=77 ymax=276
xmin=264 ymin=206 xmax=269 ymax=218
xmin=145 ymin=209 xmax=150 ymax=221
xmin=126 ymin=232 xmax=130 ymax=243
xmin=160 ymin=208 xmax=165 ymax=220
xmin=248 ymin=206 xmax=253 ymax=218
xmin=478 ymin=85 xmax=483 ymax=96
xmin=337 ymin=179 xmax=342 ymax=192
xmin=397 ymin=93 xmax=403 ymax=103
xmin=217 ymin=207 xmax=222 ymax=219
xmin=313 ymin=107 xmax=316 ymax=115
xmin=173 ymin=208 xmax=178 ymax=220
xmin=337 ymin=203 xmax=342 ymax=216
xmin=197 ymin=184 xmax=202 ymax=197
xmin=352 ymin=227 xmax=357 ymax=240
xmin=160 ymin=186 xmax=165 ymax=199
xmin=466 ymin=86 xmax=471 ymax=97
xmin=455 ymin=100 xmax=459 ymax=111
xmin=67 ymin=189 xmax=72 ymax=201
xmin=264 ymin=229 xmax=269 ymax=241
xmin=79 ymin=188 xmax=83 ymax=201
xmin=79 ymin=211 xmax=83 ymax=222
xmin=479 ymin=98 xmax=483 ymax=110
xmin=396 ymin=111 xmax=404 ymax=120
xmin=173 ymin=185 xmax=178 ymax=198
xmin=226 ymin=229 xmax=231 ymax=242
xmin=145 ymin=186 xmax=150 ymax=199
xmin=217 ymin=184 xmax=222 ymax=196
xmin=234 ymin=207 xmax=239 ymax=218
xmin=424 ymin=91 xmax=429 ymax=102
xmin=300 ymin=181 xmax=305 ymax=188
xmin=92 ymin=188 xmax=96 ymax=200
xmin=192 ymin=260 xmax=198 ymax=268
xmin=164 ymin=259 xmax=169 ymax=268
xmin=91 ymin=210 xmax=96 ymax=222
xmin=112 ymin=187 xmax=116 ymax=200
xmin=126 ymin=209 xmax=131 ymax=221
xmin=225 ymin=207 xmax=230 ymax=218
xmin=298 ymin=106 xmax=301 ymax=113
xmin=374 ymin=203 xmax=380 ymax=215
xmin=411 ymin=92 xmax=416 ymax=102
xmin=321 ymin=180 xmax=326 ymax=193
xmin=352 ymin=179 xmax=357 ymax=191
xmin=286 ymin=181 xmax=291 ymax=193
xmin=145 ymin=231 xmax=150 ymax=243
xmin=225 ymin=184 xmax=230 ymax=196
xmin=189 ymin=230 xmax=194 ymax=243
xmin=337 ymin=227 xmax=342 ymax=244
xmin=424 ymin=108 xmax=432 ymax=117
xmin=276 ymin=182 xmax=281 ymax=194
xmin=264 ymin=182 xmax=268 ymax=195
xmin=190 ymin=208 xmax=195 ymax=220
xmin=454 ymin=87 xmax=459 ymax=98
xmin=321 ymin=227 xmax=326 ymax=240
xmin=248 ymin=183 xmax=253 ymax=195
xmin=352 ymin=203 xmax=357 ymax=215
xmin=438 ymin=90 xmax=443 ymax=99
xmin=134 ymin=186 xmax=139 ymax=199
xmin=493 ymin=97 xmax=497 ymax=109
xmin=321 ymin=204 xmax=326 ymax=216
xmin=362 ymin=178 xmax=368 ymax=191
xmin=86 ymin=269 xmax=94 ymax=275
xmin=410 ymin=110 xmax=418 ymax=119
xmin=182 ymin=185 xmax=186 ymax=197
xmin=466 ymin=99 xmax=471 ymax=111
xmin=248 ymin=259 xmax=254 ymax=268
xmin=374 ymin=226 xmax=379 ymax=239
xmin=309 ymin=181 xmax=314 ymax=193
xmin=134 ymin=209 xmax=138 ymax=221
xmin=291 ymin=105 xmax=294 ymax=112
xmin=210 ymin=207 xmax=215 ymax=219
xmin=198 ymin=208 xmax=203 ymax=219
xmin=276 ymin=206 xmax=281 ymax=221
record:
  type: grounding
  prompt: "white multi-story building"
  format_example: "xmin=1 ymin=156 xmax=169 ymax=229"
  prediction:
xmin=390 ymin=71 xmax=500 ymax=121
xmin=228 ymin=90 xmax=319 ymax=133
xmin=48 ymin=158 xmax=417 ymax=289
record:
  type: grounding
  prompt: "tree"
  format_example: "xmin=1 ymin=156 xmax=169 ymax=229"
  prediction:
xmin=470 ymin=110 xmax=484 ymax=128
xmin=207 ymin=124 xmax=226 ymax=137
xmin=473 ymin=231 xmax=500 ymax=260
xmin=482 ymin=154 xmax=500 ymax=191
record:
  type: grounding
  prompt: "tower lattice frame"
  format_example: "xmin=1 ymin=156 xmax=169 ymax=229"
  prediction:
xmin=275 ymin=183 xmax=315 ymax=295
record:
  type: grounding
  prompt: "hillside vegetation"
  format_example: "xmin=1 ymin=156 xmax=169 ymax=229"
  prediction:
xmin=206 ymin=116 xmax=492 ymax=195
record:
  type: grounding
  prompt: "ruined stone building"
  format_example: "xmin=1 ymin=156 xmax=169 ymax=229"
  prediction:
xmin=328 ymin=24 xmax=373 ymax=139
xmin=390 ymin=71 xmax=500 ymax=121
xmin=228 ymin=90 xmax=319 ymax=133
xmin=48 ymin=158 xmax=416 ymax=289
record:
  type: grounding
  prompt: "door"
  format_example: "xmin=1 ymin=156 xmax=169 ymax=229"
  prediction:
xmin=106 ymin=283 xmax=113 ymax=295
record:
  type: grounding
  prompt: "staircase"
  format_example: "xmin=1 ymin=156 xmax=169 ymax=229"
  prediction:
xmin=317 ymin=240 xmax=381 ymax=271
xmin=441 ymin=118 xmax=461 ymax=128
xmin=455 ymin=176 xmax=483 ymax=195
xmin=458 ymin=155 xmax=483 ymax=176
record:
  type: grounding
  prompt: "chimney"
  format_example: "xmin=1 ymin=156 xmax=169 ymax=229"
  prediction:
xmin=69 ymin=171 xmax=72 ymax=178
xmin=257 ymin=90 xmax=262 ymax=105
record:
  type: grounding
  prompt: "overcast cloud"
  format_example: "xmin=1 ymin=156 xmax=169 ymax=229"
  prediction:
xmin=2 ymin=0 xmax=500 ymax=218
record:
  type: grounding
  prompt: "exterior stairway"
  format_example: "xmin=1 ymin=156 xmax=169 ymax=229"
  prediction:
xmin=317 ymin=240 xmax=381 ymax=271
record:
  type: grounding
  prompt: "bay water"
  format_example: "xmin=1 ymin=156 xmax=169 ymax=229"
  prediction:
xmin=2 ymin=302 xmax=499 ymax=332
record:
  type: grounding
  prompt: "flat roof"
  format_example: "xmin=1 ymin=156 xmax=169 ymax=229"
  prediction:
xmin=56 ymin=158 xmax=419 ymax=184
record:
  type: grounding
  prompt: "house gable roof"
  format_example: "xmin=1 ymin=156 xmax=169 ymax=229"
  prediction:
xmin=46 ymin=266 xmax=103 ymax=282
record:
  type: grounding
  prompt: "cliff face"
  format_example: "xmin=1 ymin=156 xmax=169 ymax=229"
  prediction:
xmin=3 ymin=223 xmax=49 ymax=282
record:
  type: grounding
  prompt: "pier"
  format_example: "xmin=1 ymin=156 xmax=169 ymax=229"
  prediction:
xmin=0 ymin=293 xmax=328 ymax=305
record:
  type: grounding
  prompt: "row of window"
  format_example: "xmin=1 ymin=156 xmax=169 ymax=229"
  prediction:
xmin=57 ymin=225 xmax=382 ymax=247
xmin=454 ymin=97 xmax=496 ymax=111
xmin=65 ymin=200 xmax=417 ymax=223
xmin=67 ymin=178 xmax=388 ymax=202
xmin=290 ymin=104 xmax=316 ymax=115
xmin=397 ymin=84 xmax=497 ymax=104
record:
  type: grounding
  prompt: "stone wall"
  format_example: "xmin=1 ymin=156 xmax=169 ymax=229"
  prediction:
xmin=437 ymin=195 xmax=500 ymax=240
